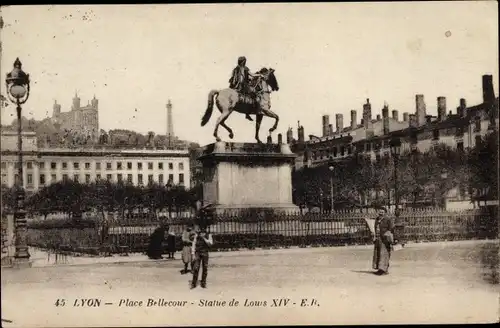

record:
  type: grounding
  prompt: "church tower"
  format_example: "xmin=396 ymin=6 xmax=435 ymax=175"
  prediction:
xmin=91 ymin=94 xmax=99 ymax=110
xmin=72 ymin=91 xmax=81 ymax=111
xmin=52 ymin=100 xmax=61 ymax=117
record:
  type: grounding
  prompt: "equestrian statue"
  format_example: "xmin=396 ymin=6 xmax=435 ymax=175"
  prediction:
xmin=201 ymin=56 xmax=280 ymax=143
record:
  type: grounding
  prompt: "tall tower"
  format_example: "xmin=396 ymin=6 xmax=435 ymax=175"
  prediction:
xmin=72 ymin=91 xmax=81 ymax=111
xmin=166 ymin=99 xmax=174 ymax=138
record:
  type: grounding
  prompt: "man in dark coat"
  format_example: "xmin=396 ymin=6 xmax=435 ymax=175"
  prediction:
xmin=146 ymin=223 xmax=168 ymax=260
xmin=372 ymin=208 xmax=395 ymax=275
xmin=190 ymin=224 xmax=214 ymax=289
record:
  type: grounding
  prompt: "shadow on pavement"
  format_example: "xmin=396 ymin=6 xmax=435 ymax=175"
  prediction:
xmin=351 ymin=270 xmax=377 ymax=275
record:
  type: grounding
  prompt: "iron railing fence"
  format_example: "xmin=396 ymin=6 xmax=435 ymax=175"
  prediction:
xmin=25 ymin=207 xmax=498 ymax=256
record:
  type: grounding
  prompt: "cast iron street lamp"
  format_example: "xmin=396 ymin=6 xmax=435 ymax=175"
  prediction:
xmin=5 ymin=58 xmax=31 ymax=265
xmin=390 ymin=137 xmax=402 ymax=215
xmin=328 ymin=161 xmax=334 ymax=213
xmin=166 ymin=180 xmax=173 ymax=219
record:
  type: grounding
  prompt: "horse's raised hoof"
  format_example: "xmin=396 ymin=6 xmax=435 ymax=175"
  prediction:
xmin=269 ymin=128 xmax=276 ymax=133
xmin=229 ymin=133 xmax=234 ymax=139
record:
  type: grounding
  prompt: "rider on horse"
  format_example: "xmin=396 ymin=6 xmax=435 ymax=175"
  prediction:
xmin=229 ymin=56 xmax=262 ymax=121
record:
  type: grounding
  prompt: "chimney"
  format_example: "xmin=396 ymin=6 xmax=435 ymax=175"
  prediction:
xmin=363 ymin=98 xmax=372 ymax=129
xmin=482 ymin=74 xmax=495 ymax=104
xmin=322 ymin=115 xmax=330 ymax=137
xmin=409 ymin=114 xmax=417 ymax=128
xmin=457 ymin=98 xmax=467 ymax=117
xmin=437 ymin=96 xmax=447 ymax=122
xmin=286 ymin=128 xmax=293 ymax=144
xmin=298 ymin=124 xmax=305 ymax=143
xmin=278 ymin=133 xmax=283 ymax=145
xmin=328 ymin=124 xmax=333 ymax=135
xmin=392 ymin=110 xmax=399 ymax=121
xmin=335 ymin=114 xmax=344 ymax=132
xmin=403 ymin=112 xmax=409 ymax=122
xmin=350 ymin=110 xmax=357 ymax=129
xmin=376 ymin=114 xmax=381 ymax=121
xmin=415 ymin=94 xmax=426 ymax=126
xmin=382 ymin=104 xmax=389 ymax=135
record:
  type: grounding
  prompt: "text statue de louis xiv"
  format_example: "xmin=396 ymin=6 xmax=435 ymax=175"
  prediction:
xmin=200 ymin=56 xmax=280 ymax=143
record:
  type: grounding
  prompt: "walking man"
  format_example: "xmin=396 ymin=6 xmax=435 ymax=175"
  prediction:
xmin=372 ymin=208 xmax=395 ymax=275
xmin=190 ymin=225 xmax=214 ymax=289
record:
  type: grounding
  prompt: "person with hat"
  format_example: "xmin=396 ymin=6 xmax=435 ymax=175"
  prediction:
xmin=180 ymin=223 xmax=195 ymax=274
xmin=371 ymin=207 xmax=395 ymax=275
xmin=190 ymin=224 xmax=214 ymax=289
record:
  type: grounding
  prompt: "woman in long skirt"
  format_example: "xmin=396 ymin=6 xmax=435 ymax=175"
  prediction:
xmin=180 ymin=224 xmax=195 ymax=274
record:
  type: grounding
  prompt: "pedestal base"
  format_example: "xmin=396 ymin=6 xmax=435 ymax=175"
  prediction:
xmin=199 ymin=141 xmax=298 ymax=213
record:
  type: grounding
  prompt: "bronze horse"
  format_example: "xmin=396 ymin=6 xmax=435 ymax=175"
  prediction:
xmin=201 ymin=68 xmax=280 ymax=143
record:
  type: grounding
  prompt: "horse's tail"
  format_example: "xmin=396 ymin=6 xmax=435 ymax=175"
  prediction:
xmin=201 ymin=90 xmax=219 ymax=126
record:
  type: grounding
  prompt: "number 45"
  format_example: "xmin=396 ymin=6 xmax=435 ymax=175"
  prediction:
xmin=55 ymin=299 xmax=66 ymax=307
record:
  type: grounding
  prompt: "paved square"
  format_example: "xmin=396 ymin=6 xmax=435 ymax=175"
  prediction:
xmin=2 ymin=240 xmax=498 ymax=326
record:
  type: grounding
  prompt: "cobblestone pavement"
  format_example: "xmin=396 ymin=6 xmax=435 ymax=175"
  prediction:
xmin=2 ymin=240 xmax=498 ymax=327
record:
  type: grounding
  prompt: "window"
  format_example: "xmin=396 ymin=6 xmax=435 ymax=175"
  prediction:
xmin=366 ymin=143 xmax=372 ymax=152
xmin=148 ymin=162 xmax=153 ymax=170
xmin=457 ymin=141 xmax=464 ymax=151
xmin=138 ymin=174 xmax=143 ymax=185
xmin=159 ymin=174 xmax=164 ymax=184
xmin=51 ymin=174 xmax=56 ymax=182
xmin=106 ymin=174 xmax=112 ymax=182
xmin=96 ymin=174 xmax=101 ymax=181
xmin=475 ymin=135 xmax=482 ymax=147
xmin=39 ymin=162 xmax=45 ymax=169
xmin=85 ymin=162 xmax=91 ymax=169
xmin=106 ymin=162 xmax=112 ymax=170
xmin=1 ymin=162 xmax=6 ymax=169
xmin=51 ymin=162 xmax=57 ymax=169
xmin=74 ymin=175 xmax=79 ymax=182
xmin=474 ymin=118 xmax=481 ymax=132
xmin=27 ymin=174 xmax=33 ymax=185
xmin=62 ymin=162 xmax=68 ymax=169
xmin=85 ymin=174 xmax=91 ymax=183
xmin=39 ymin=174 xmax=46 ymax=185
xmin=1 ymin=174 xmax=7 ymax=186
xmin=117 ymin=162 xmax=123 ymax=170
xmin=340 ymin=146 xmax=345 ymax=156
xmin=148 ymin=174 xmax=153 ymax=184
xmin=63 ymin=174 xmax=68 ymax=181
xmin=138 ymin=162 xmax=143 ymax=170
xmin=14 ymin=174 xmax=19 ymax=184
xmin=179 ymin=173 xmax=184 ymax=185
xmin=117 ymin=174 xmax=123 ymax=182
xmin=333 ymin=147 xmax=338 ymax=157
xmin=127 ymin=174 xmax=133 ymax=184
xmin=73 ymin=162 xmax=80 ymax=169
xmin=27 ymin=162 xmax=33 ymax=169
xmin=168 ymin=174 xmax=174 ymax=183
xmin=179 ymin=162 xmax=184 ymax=170
xmin=432 ymin=129 xmax=440 ymax=140
xmin=96 ymin=162 xmax=101 ymax=170
xmin=159 ymin=163 xmax=163 ymax=170
xmin=168 ymin=162 xmax=173 ymax=170
xmin=127 ymin=162 xmax=133 ymax=170
xmin=347 ymin=146 xmax=352 ymax=155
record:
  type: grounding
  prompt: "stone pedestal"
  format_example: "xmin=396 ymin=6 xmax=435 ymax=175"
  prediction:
xmin=198 ymin=141 xmax=298 ymax=214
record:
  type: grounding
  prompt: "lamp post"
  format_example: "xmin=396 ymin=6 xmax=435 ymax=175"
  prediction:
xmin=166 ymin=180 xmax=173 ymax=219
xmin=389 ymin=137 xmax=402 ymax=215
xmin=5 ymin=58 xmax=31 ymax=266
xmin=328 ymin=162 xmax=334 ymax=213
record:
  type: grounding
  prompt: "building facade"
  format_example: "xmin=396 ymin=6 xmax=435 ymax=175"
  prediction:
xmin=1 ymin=134 xmax=191 ymax=194
xmin=290 ymin=74 xmax=499 ymax=168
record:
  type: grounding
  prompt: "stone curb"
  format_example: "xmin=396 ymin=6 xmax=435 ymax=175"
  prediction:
xmin=2 ymin=239 xmax=496 ymax=269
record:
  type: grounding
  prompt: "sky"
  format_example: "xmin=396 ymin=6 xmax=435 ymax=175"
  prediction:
xmin=0 ymin=3 xmax=498 ymax=145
